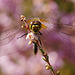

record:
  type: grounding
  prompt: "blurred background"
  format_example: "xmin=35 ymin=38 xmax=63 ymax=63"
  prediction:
xmin=0 ymin=0 xmax=75 ymax=75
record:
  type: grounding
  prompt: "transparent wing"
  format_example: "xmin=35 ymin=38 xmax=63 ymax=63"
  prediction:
xmin=27 ymin=18 xmax=48 ymax=23
xmin=25 ymin=17 xmax=75 ymax=37
xmin=0 ymin=35 xmax=30 ymax=57
xmin=27 ymin=18 xmax=75 ymax=51
xmin=0 ymin=18 xmax=75 ymax=57
xmin=40 ymin=19 xmax=75 ymax=36
xmin=0 ymin=22 xmax=30 ymax=56
xmin=39 ymin=19 xmax=75 ymax=51
xmin=0 ymin=22 xmax=28 ymax=46
xmin=57 ymin=24 xmax=75 ymax=36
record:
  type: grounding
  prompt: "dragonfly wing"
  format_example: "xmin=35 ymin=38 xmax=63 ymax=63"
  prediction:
xmin=40 ymin=21 xmax=75 ymax=51
xmin=0 ymin=23 xmax=28 ymax=46
xmin=41 ymin=19 xmax=75 ymax=37
xmin=0 ymin=26 xmax=29 ymax=56
xmin=27 ymin=18 xmax=48 ymax=23
xmin=58 ymin=25 xmax=75 ymax=36
xmin=0 ymin=36 xmax=29 ymax=57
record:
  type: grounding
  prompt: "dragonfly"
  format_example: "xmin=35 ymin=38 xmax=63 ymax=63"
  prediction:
xmin=0 ymin=15 xmax=75 ymax=56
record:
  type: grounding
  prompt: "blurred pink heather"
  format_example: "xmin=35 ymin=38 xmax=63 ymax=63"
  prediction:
xmin=0 ymin=0 xmax=75 ymax=75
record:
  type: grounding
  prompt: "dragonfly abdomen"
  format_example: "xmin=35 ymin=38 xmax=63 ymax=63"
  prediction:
xmin=33 ymin=43 xmax=38 ymax=54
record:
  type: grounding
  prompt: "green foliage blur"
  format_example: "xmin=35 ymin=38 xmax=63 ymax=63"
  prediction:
xmin=55 ymin=0 xmax=74 ymax=13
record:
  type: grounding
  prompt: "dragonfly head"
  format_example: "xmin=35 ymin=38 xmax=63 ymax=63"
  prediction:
xmin=29 ymin=21 xmax=41 ymax=32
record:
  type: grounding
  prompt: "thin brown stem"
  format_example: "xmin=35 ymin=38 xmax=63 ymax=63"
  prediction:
xmin=39 ymin=48 xmax=55 ymax=75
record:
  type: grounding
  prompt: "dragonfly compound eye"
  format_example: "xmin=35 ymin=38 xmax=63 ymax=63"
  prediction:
xmin=29 ymin=21 xmax=41 ymax=31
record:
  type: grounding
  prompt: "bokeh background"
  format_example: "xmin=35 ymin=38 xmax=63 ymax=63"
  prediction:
xmin=0 ymin=0 xmax=75 ymax=75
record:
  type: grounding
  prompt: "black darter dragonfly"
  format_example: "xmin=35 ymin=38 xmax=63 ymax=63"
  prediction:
xmin=0 ymin=15 xmax=75 ymax=56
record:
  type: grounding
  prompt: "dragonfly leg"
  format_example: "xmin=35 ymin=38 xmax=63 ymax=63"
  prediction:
xmin=38 ymin=36 xmax=42 ymax=48
xmin=38 ymin=31 xmax=42 ymax=35
xmin=17 ymin=33 xmax=28 ymax=39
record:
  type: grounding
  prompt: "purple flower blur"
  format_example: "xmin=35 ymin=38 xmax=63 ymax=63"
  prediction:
xmin=0 ymin=0 xmax=75 ymax=75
